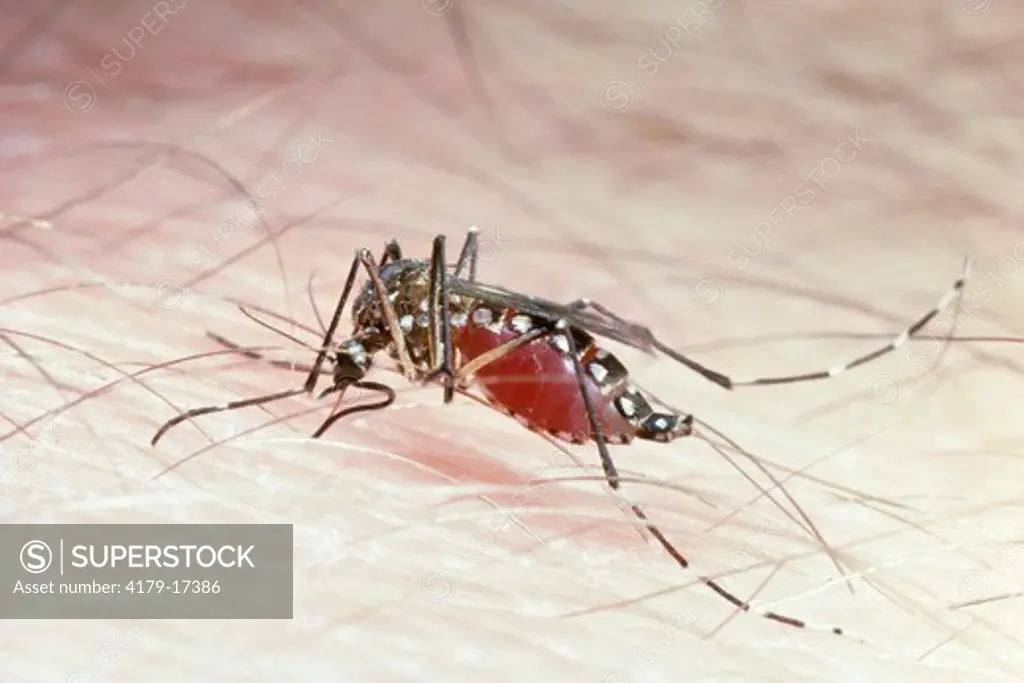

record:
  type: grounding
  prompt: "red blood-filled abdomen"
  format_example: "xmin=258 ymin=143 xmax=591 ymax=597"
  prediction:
xmin=452 ymin=316 xmax=632 ymax=442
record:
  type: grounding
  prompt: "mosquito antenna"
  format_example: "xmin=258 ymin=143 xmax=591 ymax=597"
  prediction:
xmin=307 ymin=271 xmax=328 ymax=334
xmin=379 ymin=239 xmax=402 ymax=267
xmin=237 ymin=305 xmax=319 ymax=353
xmin=223 ymin=298 xmax=321 ymax=338
xmin=205 ymin=333 xmax=319 ymax=374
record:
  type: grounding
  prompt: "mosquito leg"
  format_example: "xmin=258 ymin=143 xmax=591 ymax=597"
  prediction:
xmin=725 ymin=258 xmax=970 ymax=387
xmin=567 ymin=257 xmax=970 ymax=390
xmin=358 ymin=248 xmax=418 ymax=381
xmin=423 ymin=235 xmax=457 ymax=402
xmin=454 ymin=327 xmax=548 ymax=382
xmin=423 ymin=226 xmax=500 ymax=399
xmin=439 ymin=321 xmax=838 ymax=632
xmin=555 ymin=318 xmax=629 ymax=490
xmin=556 ymin=318 xmax=844 ymax=636
xmin=151 ymin=387 xmax=308 ymax=446
xmin=305 ymin=250 xmax=363 ymax=394
xmin=579 ymin=297 xmax=857 ymax=597
xmin=206 ymin=333 xmax=319 ymax=374
xmin=454 ymin=226 xmax=481 ymax=282
xmin=154 ymin=246 xmax=407 ymax=448
xmin=379 ymin=239 xmax=402 ymax=268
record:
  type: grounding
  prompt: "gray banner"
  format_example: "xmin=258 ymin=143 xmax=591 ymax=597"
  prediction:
xmin=1 ymin=524 xmax=293 ymax=618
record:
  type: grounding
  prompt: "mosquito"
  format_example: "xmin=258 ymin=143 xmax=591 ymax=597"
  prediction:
xmin=151 ymin=227 xmax=970 ymax=637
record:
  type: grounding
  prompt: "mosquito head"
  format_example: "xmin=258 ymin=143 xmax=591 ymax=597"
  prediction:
xmin=332 ymin=338 xmax=373 ymax=385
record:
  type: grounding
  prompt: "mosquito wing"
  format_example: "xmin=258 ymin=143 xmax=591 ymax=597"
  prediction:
xmin=448 ymin=278 xmax=658 ymax=355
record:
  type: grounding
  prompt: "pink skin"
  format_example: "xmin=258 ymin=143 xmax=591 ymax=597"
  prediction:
xmin=3 ymin=3 xmax=1024 ymax=683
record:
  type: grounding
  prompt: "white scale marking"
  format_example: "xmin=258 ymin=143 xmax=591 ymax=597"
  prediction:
xmin=588 ymin=362 xmax=608 ymax=383
xmin=617 ymin=395 xmax=637 ymax=418
xmin=509 ymin=315 xmax=533 ymax=334
xmin=472 ymin=308 xmax=493 ymax=326
xmin=549 ymin=335 xmax=570 ymax=354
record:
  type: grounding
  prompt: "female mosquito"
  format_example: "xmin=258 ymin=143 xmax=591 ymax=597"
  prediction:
xmin=152 ymin=227 xmax=969 ymax=637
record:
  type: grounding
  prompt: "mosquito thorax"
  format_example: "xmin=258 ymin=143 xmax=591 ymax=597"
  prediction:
xmin=351 ymin=258 xmax=429 ymax=328
xmin=349 ymin=257 xmax=478 ymax=369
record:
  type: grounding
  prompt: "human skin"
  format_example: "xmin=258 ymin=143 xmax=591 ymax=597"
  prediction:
xmin=2 ymin=1 xmax=1024 ymax=682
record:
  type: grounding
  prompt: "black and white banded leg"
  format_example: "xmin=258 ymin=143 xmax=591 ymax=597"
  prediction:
xmin=307 ymin=248 xmax=418 ymax=391
xmin=454 ymin=225 xmax=481 ymax=282
xmin=433 ymin=311 xmax=844 ymax=636
xmin=554 ymin=317 xmax=845 ymax=636
xmin=151 ymin=332 xmax=398 ymax=445
xmin=379 ymin=239 xmax=403 ymax=268
xmin=423 ymin=235 xmax=457 ymax=403
xmin=422 ymin=227 xmax=483 ymax=402
xmin=567 ymin=257 xmax=970 ymax=391
xmin=153 ymin=248 xmax=410 ymax=446
xmin=304 ymin=249 xmax=365 ymax=394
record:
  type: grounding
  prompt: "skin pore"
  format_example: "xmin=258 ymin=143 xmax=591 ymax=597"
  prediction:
xmin=2 ymin=1 xmax=1024 ymax=682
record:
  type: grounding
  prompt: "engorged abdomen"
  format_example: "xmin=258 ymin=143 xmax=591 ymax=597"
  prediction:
xmin=451 ymin=315 xmax=633 ymax=443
